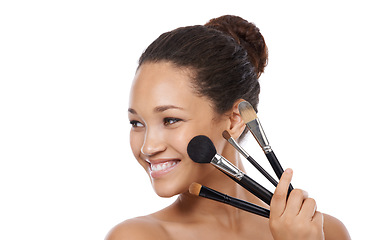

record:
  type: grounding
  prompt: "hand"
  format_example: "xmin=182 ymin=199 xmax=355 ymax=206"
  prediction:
xmin=269 ymin=169 xmax=324 ymax=240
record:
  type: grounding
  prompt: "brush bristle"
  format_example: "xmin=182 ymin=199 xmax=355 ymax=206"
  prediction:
xmin=187 ymin=135 xmax=217 ymax=164
xmin=189 ymin=182 xmax=202 ymax=196
xmin=222 ymin=130 xmax=232 ymax=140
xmin=238 ymin=101 xmax=257 ymax=124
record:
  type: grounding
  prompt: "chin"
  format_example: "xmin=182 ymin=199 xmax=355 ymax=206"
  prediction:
xmin=151 ymin=180 xmax=188 ymax=198
xmin=155 ymin=191 xmax=177 ymax=198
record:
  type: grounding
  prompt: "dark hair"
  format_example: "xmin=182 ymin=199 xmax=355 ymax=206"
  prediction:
xmin=138 ymin=15 xmax=268 ymax=117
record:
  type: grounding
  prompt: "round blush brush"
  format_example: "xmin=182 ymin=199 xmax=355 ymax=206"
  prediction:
xmin=187 ymin=135 xmax=273 ymax=205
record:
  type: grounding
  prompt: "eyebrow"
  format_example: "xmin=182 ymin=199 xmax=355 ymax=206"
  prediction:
xmin=153 ymin=105 xmax=184 ymax=113
xmin=128 ymin=105 xmax=184 ymax=114
xmin=128 ymin=108 xmax=137 ymax=114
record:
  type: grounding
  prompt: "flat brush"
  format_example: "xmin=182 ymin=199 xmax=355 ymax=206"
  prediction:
xmin=222 ymin=130 xmax=278 ymax=187
xmin=238 ymin=101 xmax=293 ymax=193
xmin=187 ymin=135 xmax=273 ymax=205
xmin=189 ymin=182 xmax=270 ymax=218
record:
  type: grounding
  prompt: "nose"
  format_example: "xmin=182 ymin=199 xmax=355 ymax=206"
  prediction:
xmin=140 ymin=129 xmax=166 ymax=157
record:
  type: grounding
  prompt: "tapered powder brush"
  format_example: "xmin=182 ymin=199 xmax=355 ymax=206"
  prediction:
xmin=189 ymin=182 xmax=270 ymax=218
xmin=238 ymin=101 xmax=293 ymax=193
xmin=222 ymin=130 xmax=278 ymax=187
xmin=187 ymin=135 xmax=273 ymax=205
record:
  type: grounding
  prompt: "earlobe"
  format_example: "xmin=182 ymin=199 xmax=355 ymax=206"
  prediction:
xmin=228 ymin=99 xmax=247 ymax=140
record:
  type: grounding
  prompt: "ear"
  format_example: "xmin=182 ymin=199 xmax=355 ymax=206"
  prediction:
xmin=227 ymin=99 xmax=246 ymax=140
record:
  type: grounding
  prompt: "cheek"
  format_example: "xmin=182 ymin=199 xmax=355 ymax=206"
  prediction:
xmin=165 ymin=121 xmax=228 ymax=156
xmin=164 ymin=125 xmax=200 ymax=157
xmin=200 ymin=122 xmax=228 ymax=152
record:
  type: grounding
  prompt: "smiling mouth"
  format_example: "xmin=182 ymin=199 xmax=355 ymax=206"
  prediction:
xmin=148 ymin=159 xmax=180 ymax=177
xmin=151 ymin=161 xmax=178 ymax=171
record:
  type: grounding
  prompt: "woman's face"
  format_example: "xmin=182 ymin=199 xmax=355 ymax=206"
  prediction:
xmin=128 ymin=62 xmax=229 ymax=197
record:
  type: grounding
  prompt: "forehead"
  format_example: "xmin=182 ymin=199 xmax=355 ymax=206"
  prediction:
xmin=129 ymin=62 xmax=200 ymax=109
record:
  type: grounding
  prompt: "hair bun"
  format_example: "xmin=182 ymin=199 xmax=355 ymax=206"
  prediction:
xmin=205 ymin=15 xmax=268 ymax=78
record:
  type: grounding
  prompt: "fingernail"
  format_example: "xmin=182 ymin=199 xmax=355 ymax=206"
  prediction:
xmin=285 ymin=168 xmax=293 ymax=174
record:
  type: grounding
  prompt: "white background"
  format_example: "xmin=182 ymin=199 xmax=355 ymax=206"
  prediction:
xmin=1 ymin=0 xmax=368 ymax=239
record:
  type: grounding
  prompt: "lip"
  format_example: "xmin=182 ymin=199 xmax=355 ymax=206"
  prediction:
xmin=146 ymin=159 xmax=181 ymax=179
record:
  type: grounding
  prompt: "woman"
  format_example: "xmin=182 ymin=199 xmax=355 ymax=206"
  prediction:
xmin=106 ymin=15 xmax=350 ymax=239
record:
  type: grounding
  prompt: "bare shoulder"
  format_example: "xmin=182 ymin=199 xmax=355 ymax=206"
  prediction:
xmin=323 ymin=213 xmax=351 ymax=240
xmin=105 ymin=216 xmax=170 ymax=240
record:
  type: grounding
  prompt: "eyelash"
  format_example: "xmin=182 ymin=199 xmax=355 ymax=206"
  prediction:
xmin=129 ymin=120 xmax=143 ymax=128
xmin=163 ymin=117 xmax=182 ymax=126
xmin=129 ymin=118 xmax=183 ymax=128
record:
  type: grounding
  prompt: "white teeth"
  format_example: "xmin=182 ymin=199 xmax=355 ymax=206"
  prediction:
xmin=151 ymin=161 xmax=178 ymax=172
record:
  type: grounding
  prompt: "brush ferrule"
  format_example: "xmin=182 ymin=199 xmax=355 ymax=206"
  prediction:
xmin=228 ymin=138 xmax=250 ymax=158
xmin=247 ymin=118 xmax=272 ymax=153
xmin=211 ymin=154 xmax=244 ymax=180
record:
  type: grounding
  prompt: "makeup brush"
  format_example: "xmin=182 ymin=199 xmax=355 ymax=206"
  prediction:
xmin=187 ymin=135 xmax=273 ymax=205
xmin=222 ymin=130 xmax=278 ymax=187
xmin=238 ymin=101 xmax=293 ymax=193
xmin=189 ymin=182 xmax=270 ymax=218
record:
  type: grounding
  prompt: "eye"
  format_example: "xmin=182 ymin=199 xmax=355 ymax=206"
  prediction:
xmin=163 ymin=117 xmax=182 ymax=126
xmin=129 ymin=120 xmax=144 ymax=128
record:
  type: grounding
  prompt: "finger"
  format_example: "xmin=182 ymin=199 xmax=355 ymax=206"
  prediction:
xmin=312 ymin=211 xmax=324 ymax=227
xmin=299 ymin=198 xmax=317 ymax=220
xmin=270 ymin=168 xmax=293 ymax=217
xmin=284 ymin=189 xmax=309 ymax=216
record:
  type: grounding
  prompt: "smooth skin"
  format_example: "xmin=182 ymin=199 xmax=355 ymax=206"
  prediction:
xmin=106 ymin=62 xmax=350 ymax=240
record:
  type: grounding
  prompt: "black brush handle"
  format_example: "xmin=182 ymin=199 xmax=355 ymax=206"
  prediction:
xmin=200 ymin=185 xmax=270 ymax=218
xmin=224 ymin=171 xmax=273 ymax=205
xmin=239 ymin=174 xmax=273 ymax=205
xmin=227 ymin=194 xmax=270 ymax=218
xmin=247 ymin=155 xmax=278 ymax=187
xmin=266 ymin=151 xmax=294 ymax=195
